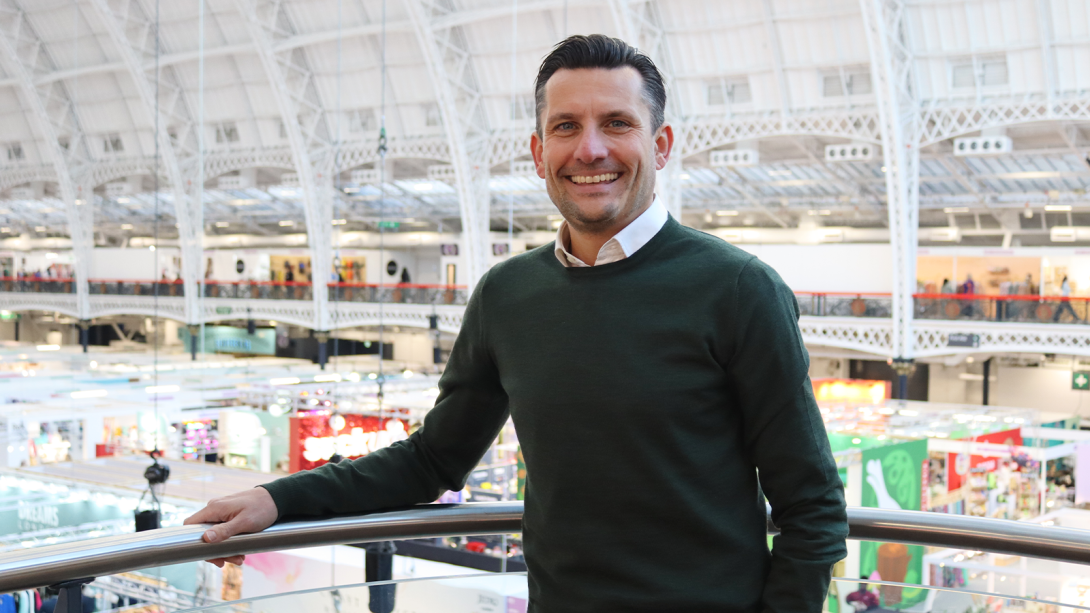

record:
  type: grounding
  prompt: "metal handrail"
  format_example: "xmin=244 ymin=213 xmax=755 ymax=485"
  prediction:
xmin=2 ymin=502 xmax=1089 ymax=594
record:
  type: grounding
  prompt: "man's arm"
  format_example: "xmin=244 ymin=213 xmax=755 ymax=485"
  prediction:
xmin=724 ymin=259 xmax=848 ymax=613
xmin=184 ymin=275 xmax=508 ymax=559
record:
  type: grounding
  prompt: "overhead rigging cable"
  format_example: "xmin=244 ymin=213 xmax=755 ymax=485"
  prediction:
xmin=377 ymin=0 xmax=388 ymax=417
xmin=508 ymin=0 xmax=518 ymax=247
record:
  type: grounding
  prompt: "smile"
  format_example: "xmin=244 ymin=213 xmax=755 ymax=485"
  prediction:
xmin=567 ymin=173 xmax=620 ymax=185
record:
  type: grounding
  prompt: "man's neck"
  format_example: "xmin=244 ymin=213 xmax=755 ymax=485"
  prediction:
xmin=567 ymin=202 xmax=651 ymax=265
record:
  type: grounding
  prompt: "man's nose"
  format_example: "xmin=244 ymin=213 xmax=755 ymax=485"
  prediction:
xmin=573 ymin=127 xmax=608 ymax=164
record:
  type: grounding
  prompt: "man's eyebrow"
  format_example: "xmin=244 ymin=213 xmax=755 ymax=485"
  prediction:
xmin=546 ymin=110 xmax=640 ymax=125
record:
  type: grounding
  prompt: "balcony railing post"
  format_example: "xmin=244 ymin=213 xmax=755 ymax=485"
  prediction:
xmin=50 ymin=577 xmax=94 ymax=613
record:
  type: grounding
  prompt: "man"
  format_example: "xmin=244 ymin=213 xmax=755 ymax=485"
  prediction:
xmin=185 ymin=35 xmax=847 ymax=612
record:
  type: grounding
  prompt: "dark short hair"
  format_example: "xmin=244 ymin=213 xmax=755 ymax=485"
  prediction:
xmin=534 ymin=34 xmax=666 ymax=136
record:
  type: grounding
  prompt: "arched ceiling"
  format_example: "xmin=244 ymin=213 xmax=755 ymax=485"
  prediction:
xmin=0 ymin=0 xmax=1088 ymax=246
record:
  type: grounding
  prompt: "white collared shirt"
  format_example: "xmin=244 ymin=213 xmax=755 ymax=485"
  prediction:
xmin=553 ymin=198 xmax=669 ymax=267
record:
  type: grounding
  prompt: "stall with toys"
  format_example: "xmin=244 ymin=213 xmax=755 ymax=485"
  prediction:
xmin=813 ymin=377 xmax=1086 ymax=610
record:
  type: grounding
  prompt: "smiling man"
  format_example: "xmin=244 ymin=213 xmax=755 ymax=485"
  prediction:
xmin=185 ymin=35 xmax=847 ymax=612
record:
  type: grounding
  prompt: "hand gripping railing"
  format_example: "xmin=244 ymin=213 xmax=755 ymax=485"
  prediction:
xmin=3 ymin=503 xmax=1090 ymax=604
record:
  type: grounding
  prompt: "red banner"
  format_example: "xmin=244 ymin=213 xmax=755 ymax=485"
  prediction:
xmin=289 ymin=413 xmax=409 ymax=473
xmin=946 ymin=427 xmax=1023 ymax=492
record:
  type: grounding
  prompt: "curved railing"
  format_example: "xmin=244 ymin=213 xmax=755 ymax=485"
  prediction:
xmin=2 ymin=502 xmax=1090 ymax=594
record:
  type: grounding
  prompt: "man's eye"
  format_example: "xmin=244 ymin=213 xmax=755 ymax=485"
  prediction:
xmin=609 ymin=120 xmax=628 ymax=128
xmin=555 ymin=122 xmax=575 ymax=131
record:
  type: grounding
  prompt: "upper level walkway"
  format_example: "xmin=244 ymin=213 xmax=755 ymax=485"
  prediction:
xmin=4 ymin=279 xmax=1090 ymax=358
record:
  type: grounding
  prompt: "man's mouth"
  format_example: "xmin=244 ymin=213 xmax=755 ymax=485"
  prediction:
xmin=567 ymin=173 xmax=620 ymax=185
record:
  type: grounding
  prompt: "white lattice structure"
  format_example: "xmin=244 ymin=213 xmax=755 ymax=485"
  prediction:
xmin=0 ymin=293 xmax=79 ymax=319
xmin=914 ymin=320 xmax=1090 ymax=359
xmin=88 ymin=295 xmax=186 ymax=322
xmin=799 ymin=316 xmax=893 ymax=356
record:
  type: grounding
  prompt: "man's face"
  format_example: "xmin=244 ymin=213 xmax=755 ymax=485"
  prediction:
xmin=531 ymin=67 xmax=672 ymax=234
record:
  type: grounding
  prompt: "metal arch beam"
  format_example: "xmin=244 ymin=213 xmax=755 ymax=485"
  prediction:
xmin=407 ymin=0 xmax=493 ymax=290
xmin=86 ymin=0 xmax=204 ymax=325
xmin=0 ymin=0 xmax=94 ymax=320
xmin=233 ymin=0 xmax=335 ymax=331
xmin=607 ymin=0 xmax=687 ymax=220
xmin=860 ymin=0 xmax=920 ymax=365
xmin=760 ymin=0 xmax=792 ymax=120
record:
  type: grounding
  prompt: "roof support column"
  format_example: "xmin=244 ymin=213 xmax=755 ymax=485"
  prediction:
xmin=0 ymin=1 xmax=94 ymax=319
xmin=860 ymin=0 xmax=920 ymax=364
xmin=408 ymin=1 xmax=492 ymax=290
xmin=608 ymin=0 xmax=685 ymax=221
xmin=88 ymin=0 xmax=204 ymax=324
xmin=235 ymin=0 xmax=334 ymax=330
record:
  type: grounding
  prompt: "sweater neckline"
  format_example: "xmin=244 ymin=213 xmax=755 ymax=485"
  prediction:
xmin=551 ymin=215 xmax=680 ymax=275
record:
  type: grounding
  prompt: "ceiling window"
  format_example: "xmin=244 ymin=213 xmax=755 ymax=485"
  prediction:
xmin=424 ymin=103 xmax=442 ymax=127
xmin=6 ymin=142 xmax=24 ymax=161
xmin=706 ymin=79 xmax=752 ymax=106
xmin=951 ymin=55 xmax=1009 ymax=89
xmin=214 ymin=121 xmax=240 ymax=144
xmin=348 ymin=108 xmax=377 ymax=133
xmin=102 ymin=133 xmax=123 ymax=153
xmin=509 ymin=96 xmax=536 ymax=121
xmin=823 ymin=68 xmax=872 ymax=97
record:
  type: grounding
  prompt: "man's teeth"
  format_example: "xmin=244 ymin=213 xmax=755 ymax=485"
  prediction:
xmin=570 ymin=173 xmax=619 ymax=184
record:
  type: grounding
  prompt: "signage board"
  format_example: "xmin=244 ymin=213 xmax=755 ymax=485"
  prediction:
xmin=0 ymin=481 xmax=131 ymax=537
xmin=215 ymin=306 xmax=232 ymax=315
xmin=947 ymin=333 xmax=980 ymax=348
xmin=1074 ymin=371 xmax=1090 ymax=390
xmin=377 ymin=221 xmax=399 ymax=229
xmin=289 ymin=414 xmax=409 ymax=472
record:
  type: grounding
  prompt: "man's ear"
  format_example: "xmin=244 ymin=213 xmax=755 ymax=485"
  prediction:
xmin=530 ymin=132 xmax=546 ymax=179
xmin=654 ymin=124 xmax=674 ymax=171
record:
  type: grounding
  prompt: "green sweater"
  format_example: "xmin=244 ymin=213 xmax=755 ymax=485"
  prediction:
xmin=262 ymin=216 xmax=848 ymax=612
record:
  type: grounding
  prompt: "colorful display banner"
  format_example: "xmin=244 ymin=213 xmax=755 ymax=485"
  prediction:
xmin=946 ymin=428 xmax=1022 ymax=493
xmin=860 ymin=438 xmax=928 ymax=610
xmin=178 ymin=325 xmax=276 ymax=355
xmin=811 ymin=378 xmax=890 ymax=405
xmin=288 ymin=413 xmax=408 ymax=472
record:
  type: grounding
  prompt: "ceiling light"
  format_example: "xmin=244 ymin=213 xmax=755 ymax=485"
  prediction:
xmin=229 ymin=199 xmax=259 ymax=205
xmin=45 ymin=253 xmax=57 ymax=259
xmin=767 ymin=170 xmax=792 ymax=176
xmin=678 ymin=173 xmax=691 ymax=180
xmin=0 ymin=228 xmax=10 ymax=233
xmin=314 ymin=374 xmax=342 ymax=383
xmin=1045 ymin=204 xmax=1072 ymax=212
xmin=215 ymin=221 xmax=229 ymax=228
xmin=148 ymin=245 xmax=156 ymax=251
xmin=342 ymin=187 xmax=360 ymax=194
xmin=269 ymin=377 xmax=300 ymax=385
xmin=116 ymin=198 xmax=130 ymax=204
xmin=881 ymin=166 xmax=888 ymax=173
xmin=34 ymin=226 xmax=45 ymax=232
xmin=332 ymin=219 xmax=347 ymax=225
xmin=715 ymin=210 xmax=739 ymax=216
xmin=36 ymin=344 xmax=60 ymax=351
xmin=278 ymin=220 xmax=295 ymax=227
xmin=943 ymin=207 xmax=970 ymax=214
xmin=120 ymin=224 xmax=133 ymax=230
xmin=415 ymin=183 xmax=434 ymax=191
xmin=819 ymin=210 xmax=832 ymax=216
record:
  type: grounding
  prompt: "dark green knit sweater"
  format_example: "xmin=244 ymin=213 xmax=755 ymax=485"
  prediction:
xmin=262 ymin=216 xmax=848 ymax=612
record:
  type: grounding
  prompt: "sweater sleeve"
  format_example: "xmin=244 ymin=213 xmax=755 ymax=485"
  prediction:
xmin=725 ymin=259 xmax=848 ymax=613
xmin=261 ymin=273 xmax=510 ymax=518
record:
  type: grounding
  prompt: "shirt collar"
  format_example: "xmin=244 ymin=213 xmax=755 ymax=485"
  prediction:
xmin=553 ymin=197 xmax=669 ymax=267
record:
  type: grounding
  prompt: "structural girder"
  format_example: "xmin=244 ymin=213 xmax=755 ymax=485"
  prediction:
xmin=234 ymin=0 xmax=335 ymax=330
xmin=88 ymin=0 xmax=204 ymax=324
xmin=0 ymin=0 xmax=94 ymax=318
xmin=860 ymin=0 xmax=920 ymax=361
xmin=408 ymin=0 xmax=492 ymax=289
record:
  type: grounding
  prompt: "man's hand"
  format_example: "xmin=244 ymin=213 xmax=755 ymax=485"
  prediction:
xmin=183 ymin=487 xmax=279 ymax=567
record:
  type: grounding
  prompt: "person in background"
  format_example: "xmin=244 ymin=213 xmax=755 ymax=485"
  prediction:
xmin=845 ymin=577 xmax=879 ymax=611
xmin=1053 ymin=275 xmax=1082 ymax=323
xmin=940 ymin=278 xmax=954 ymax=294
xmin=1024 ymin=273 xmax=1037 ymax=295
xmin=961 ymin=273 xmax=976 ymax=317
xmin=284 ymin=262 xmax=294 ymax=283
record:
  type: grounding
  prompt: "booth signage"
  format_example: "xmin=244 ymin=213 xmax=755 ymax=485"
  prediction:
xmin=0 ymin=483 xmax=130 ymax=537
xmin=1074 ymin=371 xmax=1090 ymax=390
xmin=946 ymin=333 xmax=980 ymax=348
xmin=179 ymin=325 xmax=276 ymax=355
xmin=289 ymin=414 xmax=409 ymax=472
xmin=215 ymin=306 xmax=233 ymax=315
